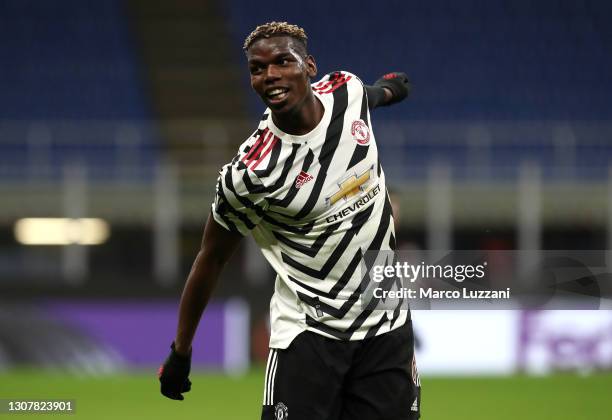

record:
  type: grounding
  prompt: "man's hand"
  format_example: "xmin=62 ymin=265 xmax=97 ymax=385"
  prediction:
xmin=374 ymin=72 xmax=411 ymax=106
xmin=158 ymin=342 xmax=192 ymax=400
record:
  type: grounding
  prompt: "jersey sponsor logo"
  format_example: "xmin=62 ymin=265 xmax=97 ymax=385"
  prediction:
xmin=274 ymin=402 xmax=288 ymax=420
xmin=326 ymin=184 xmax=380 ymax=223
xmin=326 ymin=166 xmax=373 ymax=207
xmin=294 ymin=171 xmax=314 ymax=189
xmin=351 ymin=119 xmax=370 ymax=145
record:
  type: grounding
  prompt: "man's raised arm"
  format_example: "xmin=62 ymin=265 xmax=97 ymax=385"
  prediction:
xmin=158 ymin=213 xmax=243 ymax=400
xmin=365 ymin=72 xmax=412 ymax=109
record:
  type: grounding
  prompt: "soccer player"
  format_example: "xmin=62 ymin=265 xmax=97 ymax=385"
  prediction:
xmin=158 ymin=22 xmax=419 ymax=419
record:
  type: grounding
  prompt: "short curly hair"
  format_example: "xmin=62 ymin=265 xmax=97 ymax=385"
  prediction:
xmin=243 ymin=21 xmax=308 ymax=53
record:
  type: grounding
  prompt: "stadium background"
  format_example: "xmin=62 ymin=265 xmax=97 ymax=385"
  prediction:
xmin=1 ymin=0 xmax=611 ymax=418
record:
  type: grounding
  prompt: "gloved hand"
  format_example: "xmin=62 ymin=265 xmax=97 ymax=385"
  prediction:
xmin=158 ymin=342 xmax=192 ymax=400
xmin=374 ymin=72 xmax=411 ymax=105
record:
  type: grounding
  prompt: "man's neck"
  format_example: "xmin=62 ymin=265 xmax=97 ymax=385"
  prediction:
xmin=271 ymin=92 xmax=324 ymax=136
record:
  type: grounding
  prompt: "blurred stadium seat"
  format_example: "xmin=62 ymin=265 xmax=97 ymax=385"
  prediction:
xmin=222 ymin=0 xmax=612 ymax=180
xmin=223 ymin=0 xmax=612 ymax=121
xmin=0 ymin=0 xmax=158 ymax=182
xmin=0 ymin=0 xmax=149 ymax=120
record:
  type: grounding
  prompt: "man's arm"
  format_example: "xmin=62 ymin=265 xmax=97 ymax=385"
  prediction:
xmin=174 ymin=213 xmax=243 ymax=355
xmin=159 ymin=213 xmax=243 ymax=400
xmin=365 ymin=72 xmax=411 ymax=109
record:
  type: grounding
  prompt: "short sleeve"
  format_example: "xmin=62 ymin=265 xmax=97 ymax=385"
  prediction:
xmin=211 ymin=160 xmax=268 ymax=236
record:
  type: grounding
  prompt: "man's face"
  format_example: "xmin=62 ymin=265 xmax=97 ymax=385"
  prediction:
xmin=246 ymin=36 xmax=317 ymax=115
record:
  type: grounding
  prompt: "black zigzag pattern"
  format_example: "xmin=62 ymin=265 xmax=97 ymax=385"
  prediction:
xmin=281 ymin=203 xmax=374 ymax=280
xmin=267 ymin=148 xmax=315 ymax=209
xmin=302 ymin=197 xmax=395 ymax=338
xmin=272 ymin=221 xmax=340 ymax=258
xmin=293 ymin=82 xmax=349 ymax=220
xmin=254 ymin=137 xmax=283 ymax=178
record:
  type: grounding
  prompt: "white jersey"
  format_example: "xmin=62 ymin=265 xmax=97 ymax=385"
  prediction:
xmin=212 ymin=71 xmax=408 ymax=349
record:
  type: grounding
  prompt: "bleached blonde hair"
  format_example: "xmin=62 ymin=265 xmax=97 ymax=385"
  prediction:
xmin=243 ymin=21 xmax=308 ymax=53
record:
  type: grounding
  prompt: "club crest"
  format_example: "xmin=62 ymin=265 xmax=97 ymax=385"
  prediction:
xmin=351 ymin=119 xmax=370 ymax=145
xmin=274 ymin=402 xmax=288 ymax=420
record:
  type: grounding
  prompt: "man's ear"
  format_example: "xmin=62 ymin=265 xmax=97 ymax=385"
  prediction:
xmin=305 ymin=55 xmax=317 ymax=78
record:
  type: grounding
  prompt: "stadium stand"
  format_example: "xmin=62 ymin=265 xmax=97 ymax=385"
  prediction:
xmin=222 ymin=0 xmax=612 ymax=121
xmin=0 ymin=0 xmax=611 ymax=185
xmin=0 ymin=0 xmax=149 ymax=120
xmin=0 ymin=0 xmax=157 ymax=180
xmin=126 ymin=0 xmax=247 ymax=120
xmin=221 ymin=0 xmax=612 ymax=180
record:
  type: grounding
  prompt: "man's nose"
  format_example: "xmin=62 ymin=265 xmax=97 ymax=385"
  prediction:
xmin=265 ymin=64 xmax=281 ymax=82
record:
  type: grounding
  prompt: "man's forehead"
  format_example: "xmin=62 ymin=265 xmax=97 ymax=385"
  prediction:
xmin=247 ymin=36 xmax=304 ymax=59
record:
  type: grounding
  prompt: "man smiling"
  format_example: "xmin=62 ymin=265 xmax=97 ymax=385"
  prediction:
xmin=159 ymin=22 xmax=418 ymax=419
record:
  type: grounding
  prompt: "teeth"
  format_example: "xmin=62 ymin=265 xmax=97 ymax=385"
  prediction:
xmin=268 ymin=88 xmax=287 ymax=97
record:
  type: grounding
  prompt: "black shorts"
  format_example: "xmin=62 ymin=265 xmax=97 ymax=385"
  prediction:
xmin=261 ymin=321 xmax=421 ymax=420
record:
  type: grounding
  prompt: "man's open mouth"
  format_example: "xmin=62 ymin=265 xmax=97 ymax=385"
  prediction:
xmin=266 ymin=88 xmax=289 ymax=101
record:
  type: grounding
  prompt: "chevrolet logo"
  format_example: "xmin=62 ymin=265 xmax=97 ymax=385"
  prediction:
xmin=326 ymin=166 xmax=373 ymax=206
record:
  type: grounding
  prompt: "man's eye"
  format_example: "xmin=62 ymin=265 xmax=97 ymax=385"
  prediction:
xmin=250 ymin=66 xmax=262 ymax=74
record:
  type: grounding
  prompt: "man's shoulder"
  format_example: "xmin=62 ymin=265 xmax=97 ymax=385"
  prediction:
xmin=313 ymin=70 xmax=361 ymax=83
xmin=220 ymin=117 xmax=279 ymax=189
xmin=231 ymin=111 xmax=271 ymax=161
xmin=312 ymin=70 xmax=364 ymax=94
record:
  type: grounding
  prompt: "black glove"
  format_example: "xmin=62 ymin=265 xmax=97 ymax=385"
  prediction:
xmin=374 ymin=72 xmax=411 ymax=105
xmin=158 ymin=342 xmax=192 ymax=400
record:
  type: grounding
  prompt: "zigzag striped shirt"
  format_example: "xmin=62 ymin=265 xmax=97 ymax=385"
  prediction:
xmin=212 ymin=71 xmax=408 ymax=348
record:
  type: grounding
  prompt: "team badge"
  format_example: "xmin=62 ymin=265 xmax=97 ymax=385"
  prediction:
xmin=274 ymin=402 xmax=289 ymax=420
xmin=351 ymin=119 xmax=370 ymax=145
xmin=295 ymin=171 xmax=314 ymax=189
